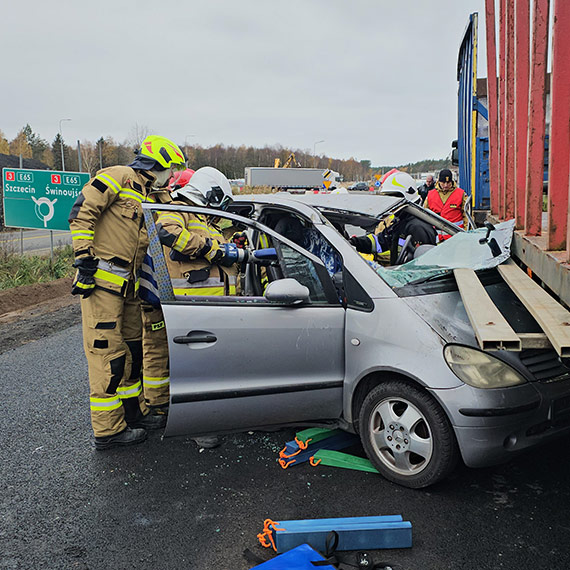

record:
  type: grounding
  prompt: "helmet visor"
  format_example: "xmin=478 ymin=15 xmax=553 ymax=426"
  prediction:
xmin=206 ymin=186 xmax=232 ymax=210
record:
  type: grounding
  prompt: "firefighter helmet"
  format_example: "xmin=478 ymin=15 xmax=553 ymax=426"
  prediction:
xmin=173 ymin=167 xmax=233 ymax=209
xmin=130 ymin=135 xmax=187 ymax=171
xmin=379 ymin=171 xmax=421 ymax=203
xmin=168 ymin=168 xmax=196 ymax=191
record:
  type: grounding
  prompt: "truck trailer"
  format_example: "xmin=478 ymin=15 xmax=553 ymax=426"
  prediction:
xmin=245 ymin=167 xmax=338 ymax=190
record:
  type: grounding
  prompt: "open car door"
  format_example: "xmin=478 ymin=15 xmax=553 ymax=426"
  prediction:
xmin=143 ymin=203 xmax=346 ymax=438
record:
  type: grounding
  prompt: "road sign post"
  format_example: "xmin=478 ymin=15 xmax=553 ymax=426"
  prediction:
xmin=2 ymin=168 xmax=89 ymax=232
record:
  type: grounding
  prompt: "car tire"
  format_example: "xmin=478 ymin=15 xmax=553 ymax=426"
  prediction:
xmin=359 ymin=380 xmax=458 ymax=488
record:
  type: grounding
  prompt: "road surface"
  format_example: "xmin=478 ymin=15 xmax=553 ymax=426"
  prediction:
xmin=1 ymin=310 xmax=569 ymax=569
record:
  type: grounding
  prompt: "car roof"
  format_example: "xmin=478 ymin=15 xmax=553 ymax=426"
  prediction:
xmin=234 ymin=192 xmax=403 ymax=219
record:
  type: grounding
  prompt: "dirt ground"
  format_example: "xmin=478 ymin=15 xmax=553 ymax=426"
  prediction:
xmin=0 ymin=278 xmax=81 ymax=354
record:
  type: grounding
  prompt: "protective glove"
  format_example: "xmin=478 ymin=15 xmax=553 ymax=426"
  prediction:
xmin=349 ymin=235 xmax=374 ymax=254
xmin=231 ymin=231 xmax=248 ymax=249
xmin=71 ymin=256 xmax=98 ymax=298
xmin=203 ymin=239 xmax=222 ymax=263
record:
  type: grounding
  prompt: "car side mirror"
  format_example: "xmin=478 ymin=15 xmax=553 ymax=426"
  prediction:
xmin=264 ymin=278 xmax=310 ymax=305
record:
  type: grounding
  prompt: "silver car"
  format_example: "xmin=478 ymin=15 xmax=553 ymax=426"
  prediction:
xmin=144 ymin=193 xmax=570 ymax=488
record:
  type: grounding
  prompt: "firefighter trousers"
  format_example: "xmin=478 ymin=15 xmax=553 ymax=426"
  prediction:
xmin=141 ymin=304 xmax=170 ymax=407
xmin=80 ymin=287 xmax=149 ymax=437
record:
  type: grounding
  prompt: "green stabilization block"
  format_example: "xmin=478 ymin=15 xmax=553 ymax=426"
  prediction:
xmin=312 ymin=449 xmax=379 ymax=474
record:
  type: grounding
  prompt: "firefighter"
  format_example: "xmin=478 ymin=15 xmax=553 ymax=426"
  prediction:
xmin=423 ymin=169 xmax=469 ymax=240
xmin=153 ymin=166 xmax=238 ymax=448
xmin=139 ymin=169 xmax=195 ymax=417
xmin=68 ymin=135 xmax=186 ymax=450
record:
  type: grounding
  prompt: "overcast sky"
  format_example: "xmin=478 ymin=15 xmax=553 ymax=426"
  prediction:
xmin=1 ymin=0 xmax=487 ymax=166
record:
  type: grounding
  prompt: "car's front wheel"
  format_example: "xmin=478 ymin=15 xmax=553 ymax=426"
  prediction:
xmin=359 ymin=380 xmax=458 ymax=488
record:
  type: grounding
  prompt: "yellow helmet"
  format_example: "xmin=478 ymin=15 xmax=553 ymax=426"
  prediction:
xmin=138 ymin=135 xmax=186 ymax=170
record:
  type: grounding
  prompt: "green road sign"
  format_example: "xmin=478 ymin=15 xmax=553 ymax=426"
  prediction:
xmin=2 ymin=168 xmax=90 ymax=231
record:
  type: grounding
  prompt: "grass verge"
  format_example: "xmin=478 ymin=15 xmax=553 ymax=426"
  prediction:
xmin=0 ymin=244 xmax=75 ymax=290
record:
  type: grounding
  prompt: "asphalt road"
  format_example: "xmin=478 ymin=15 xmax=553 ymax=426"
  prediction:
xmin=0 ymin=229 xmax=72 ymax=256
xmin=1 ymin=319 xmax=570 ymax=569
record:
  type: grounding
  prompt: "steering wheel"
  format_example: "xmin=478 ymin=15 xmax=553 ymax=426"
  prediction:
xmin=395 ymin=234 xmax=414 ymax=265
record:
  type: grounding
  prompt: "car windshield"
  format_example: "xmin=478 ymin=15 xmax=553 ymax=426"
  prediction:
xmin=373 ymin=220 xmax=515 ymax=287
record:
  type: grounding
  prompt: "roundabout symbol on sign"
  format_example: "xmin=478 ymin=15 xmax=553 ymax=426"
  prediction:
xmin=31 ymin=196 xmax=58 ymax=227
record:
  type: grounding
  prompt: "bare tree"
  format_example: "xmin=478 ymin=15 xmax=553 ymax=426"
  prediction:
xmin=126 ymin=124 xmax=153 ymax=151
xmin=80 ymin=141 xmax=100 ymax=175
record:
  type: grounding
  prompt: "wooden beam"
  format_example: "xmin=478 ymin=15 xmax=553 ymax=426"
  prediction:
xmin=454 ymin=268 xmax=521 ymax=351
xmin=497 ymin=259 xmax=570 ymax=356
xmin=518 ymin=332 xmax=551 ymax=349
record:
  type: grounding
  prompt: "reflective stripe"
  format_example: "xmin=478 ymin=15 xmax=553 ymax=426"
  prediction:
xmin=74 ymin=281 xmax=95 ymax=290
xmin=94 ymin=268 xmax=127 ymax=287
xmin=157 ymin=213 xmax=185 ymax=225
xmin=98 ymin=260 xmax=131 ymax=279
xmin=172 ymin=277 xmax=224 ymax=289
xmin=151 ymin=320 xmax=165 ymax=331
xmin=71 ymin=229 xmax=94 ymax=241
xmin=134 ymin=279 xmax=140 ymax=293
xmin=119 ymin=189 xmax=144 ymax=203
xmin=96 ymin=173 xmax=121 ymax=193
xmin=174 ymin=286 xmax=225 ymax=296
xmin=259 ymin=234 xmax=270 ymax=248
xmin=186 ymin=221 xmax=210 ymax=231
xmin=117 ymin=381 xmax=142 ymax=399
xmin=143 ymin=375 xmax=170 ymax=387
xmin=90 ymin=396 xmax=122 ymax=411
xmin=173 ymin=229 xmax=191 ymax=252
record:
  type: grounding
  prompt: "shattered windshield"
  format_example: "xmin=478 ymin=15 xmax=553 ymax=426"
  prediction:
xmin=373 ymin=220 xmax=515 ymax=287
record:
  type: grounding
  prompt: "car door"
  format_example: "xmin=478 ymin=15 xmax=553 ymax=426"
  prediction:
xmin=145 ymin=203 xmax=346 ymax=437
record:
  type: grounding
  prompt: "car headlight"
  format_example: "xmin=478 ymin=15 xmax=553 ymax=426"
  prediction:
xmin=444 ymin=344 xmax=527 ymax=389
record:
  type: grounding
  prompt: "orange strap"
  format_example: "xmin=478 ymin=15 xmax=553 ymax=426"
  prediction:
xmin=278 ymin=457 xmax=297 ymax=469
xmin=257 ymin=519 xmax=286 ymax=551
xmin=309 ymin=456 xmax=322 ymax=467
xmin=295 ymin=436 xmax=312 ymax=450
xmin=278 ymin=437 xmax=313 ymax=459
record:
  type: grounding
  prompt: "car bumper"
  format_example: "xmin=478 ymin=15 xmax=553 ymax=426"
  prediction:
xmin=431 ymin=378 xmax=570 ymax=468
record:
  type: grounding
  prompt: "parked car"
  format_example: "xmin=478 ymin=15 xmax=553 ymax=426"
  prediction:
xmin=143 ymin=194 xmax=570 ymax=488
xmin=348 ymin=182 xmax=370 ymax=192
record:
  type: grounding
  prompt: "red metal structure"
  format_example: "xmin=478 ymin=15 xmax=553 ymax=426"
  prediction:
xmin=486 ymin=0 xmax=570 ymax=305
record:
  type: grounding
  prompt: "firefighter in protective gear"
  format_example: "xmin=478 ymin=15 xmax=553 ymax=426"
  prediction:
xmin=157 ymin=166 xmax=238 ymax=298
xmin=423 ymin=169 xmax=469 ymax=240
xmin=140 ymin=168 xmax=196 ymax=416
xmin=69 ymin=135 xmax=186 ymax=449
xmin=349 ymin=213 xmax=436 ymax=264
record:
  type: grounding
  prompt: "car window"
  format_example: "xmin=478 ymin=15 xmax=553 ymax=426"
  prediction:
xmin=143 ymin=204 xmax=340 ymax=306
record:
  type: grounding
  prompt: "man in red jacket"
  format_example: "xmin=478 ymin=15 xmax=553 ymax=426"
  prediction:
xmin=423 ymin=169 xmax=469 ymax=240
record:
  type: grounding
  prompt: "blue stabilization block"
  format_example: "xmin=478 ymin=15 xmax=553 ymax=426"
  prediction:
xmin=279 ymin=431 xmax=360 ymax=467
xmin=273 ymin=516 xmax=412 ymax=553
xmin=251 ymin=543 xmax=336 ymax=569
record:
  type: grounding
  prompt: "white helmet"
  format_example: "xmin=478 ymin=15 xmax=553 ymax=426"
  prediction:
xmin=380 ymin=171 xmax=421 ymax=203
xmin=173 ymin=166 xmax=233 ymax=209
xmin=330 ymin=187 xmax=348 ymax=194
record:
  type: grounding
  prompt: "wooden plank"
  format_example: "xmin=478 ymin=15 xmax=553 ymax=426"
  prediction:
xmin=498 ymin=259 xmax=570 ymax=356
xmin=454 ymin=268 xmax=521 ymax=351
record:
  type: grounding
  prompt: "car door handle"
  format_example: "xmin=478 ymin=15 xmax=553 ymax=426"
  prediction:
xmin=173 ymin=331 xmax=217 ymax=344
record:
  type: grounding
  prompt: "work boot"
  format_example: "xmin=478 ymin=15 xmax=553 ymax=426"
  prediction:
xmin=94 ymin=427 xmax=147 ymax=450
xmin=193 ymin=435 xmax=220 ymax=449
xmin=127 ymin=412 xmax=167 ymax=430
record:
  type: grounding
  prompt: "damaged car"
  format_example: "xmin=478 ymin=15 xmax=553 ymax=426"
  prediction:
xmin=142 ymin=193 xmax=570 ymax=488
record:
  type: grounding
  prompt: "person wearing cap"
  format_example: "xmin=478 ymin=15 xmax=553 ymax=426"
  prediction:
xmin=68 ymin=135 xmax=186 ymax=450
xmin=423 ymin=169 xmax=468 ymax=240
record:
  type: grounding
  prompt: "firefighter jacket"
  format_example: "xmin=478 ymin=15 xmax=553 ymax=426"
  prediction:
xmin=156 ymin=203 xmax=237 ymax=296
xmin=69 ymin=166 xmax=171 ymax=296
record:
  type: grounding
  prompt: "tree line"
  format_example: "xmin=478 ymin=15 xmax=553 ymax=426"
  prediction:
xmin=0 ymin=124 xmax=449 ymax=181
